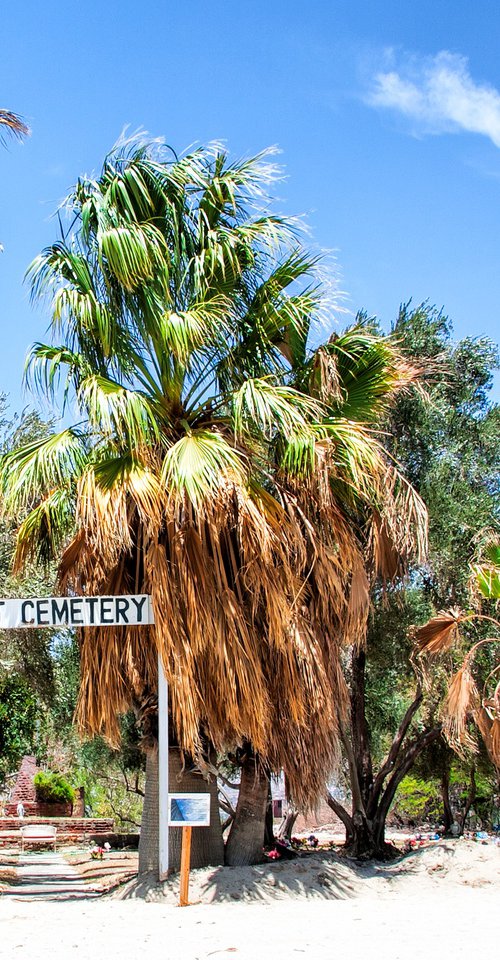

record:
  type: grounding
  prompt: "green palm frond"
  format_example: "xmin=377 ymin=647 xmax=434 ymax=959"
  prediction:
xmin=232 ymin=378 xmax=322 ymax=440
xmin=98 ymin=221 xmax=169 ymax=290
xmin=279 ymin=418 xmax=385 ymax=491
xmin=0 ymin=429 xmax=86 ymax=512
xmin=91 ymin=455 xmax=165 ymax=523
xmin=158 ymin=296 xmax=230 ymax=365
xmin=27 ymin=244 xmax=94 ymax=303
xmin=323 ymin=418 xmax=384 ymax=481
xmin=471 ymin=542 xmax=500 ymax=600
xmin=279 ymin=429 xmax=317 ymax=477
xmin=309 ymin=325 xmax=414 ymax=422
xmin=14 ymin=487 xmax=73 ymax=569
xmin=77 ymin=375 xmax=161 ymax=446
xmin=25 ymin=343 xmax=91 ymax=403
xmin=161 ymin=429 xmax=247 ymax=505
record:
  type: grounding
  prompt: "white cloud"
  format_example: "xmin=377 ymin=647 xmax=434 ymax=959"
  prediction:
xmin=367 ymin=51 xmax=500 ymax=148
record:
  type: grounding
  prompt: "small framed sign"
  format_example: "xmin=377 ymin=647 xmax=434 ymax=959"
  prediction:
xmin=168 ymin=793 xmax=211 ymax=827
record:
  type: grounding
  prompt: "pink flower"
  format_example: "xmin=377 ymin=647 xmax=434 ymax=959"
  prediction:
xmin=266 ymin=848 xmax=280 ymax=860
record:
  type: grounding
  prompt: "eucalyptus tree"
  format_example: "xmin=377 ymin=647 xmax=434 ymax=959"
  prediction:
xmin=1 ymin=138 xmax=356 ymax=871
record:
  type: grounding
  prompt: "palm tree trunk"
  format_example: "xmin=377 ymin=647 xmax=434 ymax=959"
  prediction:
xmin=225 ymin=749 xmax=268 ymax=865
xmin=139 ymin=746 xmax=224 ymax=877
xmin=138 ymin=748 xmax=160 ymax=876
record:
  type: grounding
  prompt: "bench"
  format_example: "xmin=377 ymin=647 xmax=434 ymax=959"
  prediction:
xmin=20 ymin=824 xmax=57 ymax=852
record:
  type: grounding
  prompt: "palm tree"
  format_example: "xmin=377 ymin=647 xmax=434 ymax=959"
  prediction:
xmin=262 ymin=318 xmax=430 ymax=859
xmin=1 ymin=138 xmax=349 ymax=871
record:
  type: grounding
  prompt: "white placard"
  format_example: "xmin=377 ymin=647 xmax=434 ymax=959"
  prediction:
xmin=168 ymin=793 xmax=211 ymax=827
xmin=0 ymin=595 xmax=154 ymax=629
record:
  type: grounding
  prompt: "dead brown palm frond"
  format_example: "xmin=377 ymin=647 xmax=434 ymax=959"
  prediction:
xmin=370 ymin=511 xmax=401 ymax=582
xmin=490 ymin=718 xmax=500 ymax=767
xmin=312 ymin=346 xmax=343 ymax=404
xmin=68 ymin=462 xmax=349 ymax=805
xmin=0 ymin=110 xmax=29 ymax=144
xmin=443 ymin=666 xmax=478 ymax=750
xmin=370 ymin=466 xmax=428 ymax=581
xmin=475 ymin=706 xmax=495 ymax=761
xmin=415 ymin=608 xmax=463 ymax=655
xmin=346 ymin=560 xmax=370 ymax=647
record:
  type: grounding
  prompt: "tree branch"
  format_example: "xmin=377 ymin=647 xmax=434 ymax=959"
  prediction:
xmin=339 ymin=713 xmax=366 ymax=818
xmin=217 ymin=772 xmax=241 ymax=791
xmin=218 ymin=786 xmax=236 ymax=817
xmin=368 ymin=687 xmax=423 ymax=817
xmin=325 ymin=791 xmax=354 ymax=840
xmin=377 ymin=725 xmax=441 ymax=825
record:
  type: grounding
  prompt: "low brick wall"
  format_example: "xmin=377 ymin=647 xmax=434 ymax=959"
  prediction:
xmin=0 ymin=817 xmax=114 ymax=845
xmin=4 ymin=801 xmax=73 ymax=817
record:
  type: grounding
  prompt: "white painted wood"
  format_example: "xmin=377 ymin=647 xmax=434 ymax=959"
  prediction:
xmin=158 ymin=654 xmax=169 ymax=880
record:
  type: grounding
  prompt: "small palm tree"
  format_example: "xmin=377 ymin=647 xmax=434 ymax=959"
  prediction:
xmin=416 ymin=540 xmax=499 ymax=769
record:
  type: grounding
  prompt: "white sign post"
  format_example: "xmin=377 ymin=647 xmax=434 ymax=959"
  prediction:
xmin=158 ymin=655 xmax=169 ymax=881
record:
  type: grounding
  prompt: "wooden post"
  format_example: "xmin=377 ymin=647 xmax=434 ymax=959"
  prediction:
xmin=179 ymin=825 xmax=192 ymax=906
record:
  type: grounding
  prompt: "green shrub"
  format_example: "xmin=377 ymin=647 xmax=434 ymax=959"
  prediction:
xmin=393 ymin=776 xmax=441 ymax=823
xmin=33 ymin=771 xmax=75 ymax=804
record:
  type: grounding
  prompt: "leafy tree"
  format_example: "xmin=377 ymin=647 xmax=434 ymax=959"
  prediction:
xmin=325 ymin=303 xmax=499 ymax=857
xmin=0 ymin=674 xmax=38 ymax=787
xmin=33 ymin=770 xmax=75 ymax=804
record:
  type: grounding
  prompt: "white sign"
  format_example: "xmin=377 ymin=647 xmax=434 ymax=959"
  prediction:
xmin=0 ymin=595 xmax=154 ymax=629
xmin=168 ymin=793 xmax=211 ymax=827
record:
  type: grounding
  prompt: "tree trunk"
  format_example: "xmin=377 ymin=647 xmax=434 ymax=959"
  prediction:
xmin=225 ymin=750 xmax=269 ymax=865
xmin=338 ymin=726 xmax=442 ymax=860
xmin=458 ymin=765 xmax=476 ymax=834
xmin=139 ymin=746 xmax=224 ymax=877
xmin=138 ymin=748 xmax=160 ymax=876
xmin=264 ymin=782 xmax=275 ymax=847
xmin=277 ymin=806 xmax=299 ymax=842
xmin=440 ymin=767 xmax=454 ymax=833
xmin=351 ymin=649 xmax=374 ymax=808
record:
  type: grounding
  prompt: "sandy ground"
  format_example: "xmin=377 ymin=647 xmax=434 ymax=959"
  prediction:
xmin=0 ymin=840 xmax=498 ymax=959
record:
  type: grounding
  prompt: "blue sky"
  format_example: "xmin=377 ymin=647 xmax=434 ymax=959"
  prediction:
xmin=1 ymin=0 xmax=499 ymax=414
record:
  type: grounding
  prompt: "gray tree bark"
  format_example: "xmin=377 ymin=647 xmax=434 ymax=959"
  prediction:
xmin=224 ymin=751 xmax=269 ymax=866
xmin=138 ymin=746 xmax=224 ymax=877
